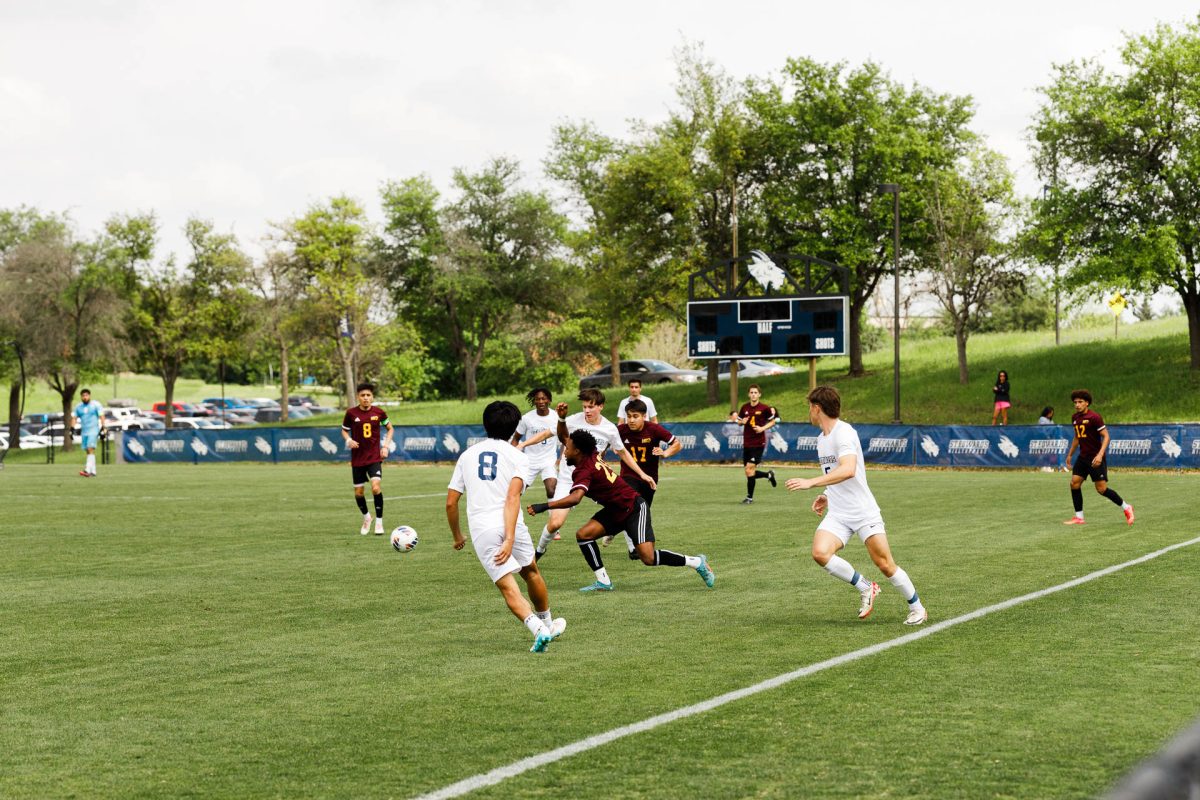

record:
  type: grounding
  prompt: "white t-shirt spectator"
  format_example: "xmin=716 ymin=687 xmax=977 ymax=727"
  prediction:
xmin=617 ymin=395 xmax=657 ymax=422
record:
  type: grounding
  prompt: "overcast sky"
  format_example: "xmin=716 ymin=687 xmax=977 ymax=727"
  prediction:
xmin=2 ymin=1 xmax=1197 ymax=263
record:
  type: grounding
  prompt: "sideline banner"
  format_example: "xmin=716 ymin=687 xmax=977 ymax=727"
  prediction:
xmin=121 ymin=422 xmax=1195 ymax=469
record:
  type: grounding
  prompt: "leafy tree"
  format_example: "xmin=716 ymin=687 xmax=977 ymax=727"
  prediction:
xmin=922 ymin=147 xmax=1022 ymax=383
xmin=276 ymin=197 xmax=375 ymax=406
xmin=376 ymin=159 xmax=567 ymax=401
xmin=1030 ymin=18 xmax=1200 ymax=369
xmin=1 ymin=224 xmax=127 ymax=448
xmin=249 ymin=249 xmax=308 ymax=421
xmin=744 ymin=58 xmax=975 ymax=376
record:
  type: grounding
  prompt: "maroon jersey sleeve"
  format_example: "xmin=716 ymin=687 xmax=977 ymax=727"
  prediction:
xmin=575 ymin=454 xmax=637 ymax=515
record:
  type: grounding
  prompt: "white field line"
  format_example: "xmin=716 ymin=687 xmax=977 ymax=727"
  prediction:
xmin=414 ymin=534 xmax=1200 ymax=800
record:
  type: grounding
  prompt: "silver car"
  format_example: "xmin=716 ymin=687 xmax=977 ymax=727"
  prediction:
xmin=579 ymin=359 xmax=705 ymax=389
xmin=716 ymin=359 xmax=797 ymax=379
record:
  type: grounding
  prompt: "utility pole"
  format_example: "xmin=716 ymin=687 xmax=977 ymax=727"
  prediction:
xmin=729 ymin=180 xmax=739 ymax=414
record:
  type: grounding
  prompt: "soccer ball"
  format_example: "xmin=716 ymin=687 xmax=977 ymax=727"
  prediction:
xmin=391 ymin=525 xmax=419 ymax=553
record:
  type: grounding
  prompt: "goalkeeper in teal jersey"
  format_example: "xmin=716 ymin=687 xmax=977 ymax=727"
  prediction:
xmin=71 ymin=388 xmax=107 ymax=477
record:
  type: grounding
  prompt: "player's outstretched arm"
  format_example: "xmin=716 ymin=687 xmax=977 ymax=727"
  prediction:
xmin=787 ymin=454 xmax=857 ymax=491
xmin=528 ymin=488 xmax=585 ymax=516
xmin=521 ymin=428 xmax=557 ymax=449
xmin=446 ymin=490 xmax=466 ymax=550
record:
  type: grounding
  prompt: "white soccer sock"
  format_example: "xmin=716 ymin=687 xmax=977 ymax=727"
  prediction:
xmin=535 ymin=610 xmax=552 ymax=625
xmin=1122 ymin=502 xmax=1132 ymax=510
xmin=523 ymin=613 xmax=548 ymax=636
xmin=86 ymin=454 xmax=96 ymax=474
xmin=684 ymin=555 xmax=701 ymax=568
xmin=363 ymin=512 xmax=372 ymax=521
xmin=594 ymin=567 xmax=611 ymax=585
xmin=825 ymin=555 xmax=872 ymax=592
xmin=536 ymin=526 xmax=554 ymax=552
xmin=889 ymin=567 xmax=924 ymax=611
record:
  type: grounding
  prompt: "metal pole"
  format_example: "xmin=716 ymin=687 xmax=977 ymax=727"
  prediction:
xmin=892 ymin=189 xmax=901 ymax=424
xmin=729 ymin=179 xmax=739 ymax=414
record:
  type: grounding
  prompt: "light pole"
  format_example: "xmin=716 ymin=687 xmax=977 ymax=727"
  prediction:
xmin=877 ymin=183 xmax=901 ymax=424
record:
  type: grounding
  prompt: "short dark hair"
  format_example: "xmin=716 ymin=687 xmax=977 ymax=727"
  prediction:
xmin=627 ymin=378 xmax=642 ymax=388
xmin=807 ymin=385 xmax=841 ymax=418
xmin=1071 ymin=389 xmax=1093 ymax=405
xmin=1041 ymin=406 xmax=1054 ymax=418
xmin=356 ymin=382 xmax=376 ymax=394
xmin=748 ymin=383 xmax=761 ymax=392
xmin=80 ymin=388 xmax=91 ymax=395
xmin=526 ymin=387 xmax=552 ymax=404
xmin=483 ymin=400 xmax=521 ymax=440
xmin=578 ymin=388 xmax=606 ymax=406
xmin=570 ymin=429 xmax=597 ymax=456
xmin=624 ymin=398 xmax=647 ymax=415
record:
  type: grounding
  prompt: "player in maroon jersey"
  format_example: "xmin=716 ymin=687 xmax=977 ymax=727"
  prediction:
xmin=526 ymin=430 xmax=714 ymax=592
xmin=341 ymin=382 xmax=395 ymax=535
xmin=611 ymin=398 xmax=682 ymax=557
xmin=1063 ymin=389 xmax=1134 ymax=526
xmin=728 ymin=383 xmax=779 ymax=504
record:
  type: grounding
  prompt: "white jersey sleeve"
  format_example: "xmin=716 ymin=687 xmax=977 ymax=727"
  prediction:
xmin=818 ymin=420 xmax=882 ymax=521
xmin=516 ymin=409 xmax=559 ymax=464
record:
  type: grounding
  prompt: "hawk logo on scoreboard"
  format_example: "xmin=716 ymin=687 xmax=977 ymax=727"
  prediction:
xmin=746 ymin=250 xmax=786 ymax=292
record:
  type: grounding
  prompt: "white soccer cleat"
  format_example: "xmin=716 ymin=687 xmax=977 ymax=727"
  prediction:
xmin=904 ymin=607 xmax=929 ymax=626
xmin=547 ymin=617 xmax=566 ymax=641
xmin=374 ymin=519 xmax=385 ymax=535
xmin=601 ymin=535 xmax=615 ymax=547
xmin=858 ymin=582 xmax=881 ymax=619
xmin=360 ymin=518 xmax=371 ymax=535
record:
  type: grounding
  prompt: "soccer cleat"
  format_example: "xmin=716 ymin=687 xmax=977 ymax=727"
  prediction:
xmin=534 ymin=549 xmax=544 ymax=562
xmin=374 ymin=519 xmax=385 ymax=535
xmin=767 ymin=470 xmax=777 ymax=488
xmin=579 ymin=580 xmax=614 ymax=593
xmin=552 ymin=531 xmax=561 ymax=541
xmin=547 ymin=617 xmax=567 ymax=641
xmin=695 ymin=554 xmax=716 ymax=588
xmin=79 ymin=470 xmax=90 ymax=477
xmin=1124 ymin=505 xmax=1135 ymax=525
xmin=601 ymin=535 xmax=615 ymax=547
xmin=1062 ymin=517 xmax=1086 ymax=526
xmin=360 ymin=518 xmax=371 ymax=535
xmin=858 ymin=582 xmax=881 ymax=619
xmin=530 ymin=630 xmax=553 ymax=653
xmin=904 ymin=607 xmax=929 ymax=626
xmin=740 ymin=497 xmax=754 ymax=505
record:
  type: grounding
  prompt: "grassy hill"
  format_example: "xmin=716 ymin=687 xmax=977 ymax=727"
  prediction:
xmin=4 ymin=316 xmax=1198 ymax=426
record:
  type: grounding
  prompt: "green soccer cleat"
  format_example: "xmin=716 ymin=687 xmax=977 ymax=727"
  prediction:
xmin=696 ymin=554 xmax=715 ymax=588
xmin=579 ymin=580 xmax=614 ymax=593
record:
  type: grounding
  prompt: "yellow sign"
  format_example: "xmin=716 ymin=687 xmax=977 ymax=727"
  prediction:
xmin=1108 ymin=293 xmax=1127 ymax=315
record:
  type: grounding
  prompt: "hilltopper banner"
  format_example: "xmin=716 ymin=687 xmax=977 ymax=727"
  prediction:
xmin=122 ymin=423 xmax=1195 ymax=470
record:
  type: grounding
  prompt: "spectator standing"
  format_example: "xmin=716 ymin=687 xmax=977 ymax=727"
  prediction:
xmin=616 ymin=378 xmax=658 ymax=424
xmin=991 ymin=370 xmax=1011 ymax=425
xmin=1038 ymin=406 xmax=1054 ymax=425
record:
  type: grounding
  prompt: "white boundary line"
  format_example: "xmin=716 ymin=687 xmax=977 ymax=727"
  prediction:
xmin=414 ymin=534 xmax=1200 ymax=800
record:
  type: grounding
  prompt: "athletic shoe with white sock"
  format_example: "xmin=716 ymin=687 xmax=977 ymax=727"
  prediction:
xmin=579 ymin=580 xmax=614 ymax=592
xmin=359 ymin=516 xmax=371 ymax=535
xmin=858 ymin=582 xmax=881 ymax=619
xmin=374 ymin=519 xmax=385 ymax=535
xmin=530 ymin=630 xmax=554 ymax=652
xmin=547 ymin=617 xmax=567 ymax=641
xmin=695 ymin=554 xmax=715 ymax=588
xmin=1063 ymin=515 xmax=1086 ymax=526
xmin=601 ymin=535 xmax=614 ymax=546
xmin=1123 ymin=504 xmax=1135 ymax=525
xmin=766 ymin=470 xmax=777 ymax=488
xmin=904 ymin=607 xmax=929 ymax=626
xmin=740 ymin=497 xmax=754 ymax=505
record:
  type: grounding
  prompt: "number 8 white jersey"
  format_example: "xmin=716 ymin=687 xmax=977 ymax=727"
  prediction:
xmin=448 ymin=439 xmax=530 ymax=540
xmin=817 ymin=419 xmax=881 ymax=520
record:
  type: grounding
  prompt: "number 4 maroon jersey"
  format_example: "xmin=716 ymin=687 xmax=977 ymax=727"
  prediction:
xmin=618 ymin=422 xmax=676 ymax=482
xmin=342 ymin=405 xmax=389 ymax=467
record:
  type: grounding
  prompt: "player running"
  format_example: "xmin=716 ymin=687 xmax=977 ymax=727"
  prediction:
xmin=729 ymin=383 xmax=778 ymax=504
xmin=448 ymin=401 xmax=566 ymax=653
xmin=1063 ymin=389 xmax=1134 ymax=526
xmin=510 ymin=387 xmax=560 ymax=501
xmin=527 ymin=430 xmax=714 ymax=593
xmin=786 ymin=386 xmax=928 ymax=626
xmin=71 ymin=388 xmax=107 ymax=477
xmin=532 ymin=388 xmax=655 ymax=559
xmin=613 ymin=398 xmax=681 ymax=557
xmin=341 ymin=382 xmax=394 ymax=535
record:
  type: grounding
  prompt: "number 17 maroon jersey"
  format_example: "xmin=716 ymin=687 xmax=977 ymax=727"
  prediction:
xmin=618 ymin=421 xmax=676 ymax=482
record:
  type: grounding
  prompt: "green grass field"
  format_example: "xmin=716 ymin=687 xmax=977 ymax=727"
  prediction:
xmin=2 ymin=461 xmax=1198 ymax=798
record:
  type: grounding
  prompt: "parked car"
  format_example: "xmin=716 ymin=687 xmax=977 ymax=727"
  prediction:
xmin=223 ymin=411 xmax=257 ymax=426
xmin=254 ymin=408 xmax=283 ymax=423
xmin=283 ymin=395 xmax=317 ymax=407
xmin=203 ymin=397 xmax=254 ymax=411
xmin=716 ymin=359 xmax=797 ymax=379
xmin=244 ymin=398 xmax=281 ymax=410
xmin=170 ymin=417 xmax=233 ymax=430
xmin=104 ymin=407 xmax=160 ymax=431
xmin=152 ymin=401 xmax=209 ymax=417
xmin=578 ymin=359 xmax=705 ymax=389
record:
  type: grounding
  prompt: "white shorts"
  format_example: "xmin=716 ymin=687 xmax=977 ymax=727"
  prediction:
xmin=817 ymin=514 xmax=886 ymax=546
xmin=523 ymin=459 xmax=557 ymax=486
xmin=472 ymin=522 xmax=536 ymax=584
xmin=552 ymin=462 xmax=574 ymax=502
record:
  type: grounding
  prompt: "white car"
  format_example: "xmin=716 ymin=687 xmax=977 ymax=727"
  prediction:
xmin=716 ymin=359 xmax=797 ymax=379
xmin=170 ymin=417 xmax=233 ymax=430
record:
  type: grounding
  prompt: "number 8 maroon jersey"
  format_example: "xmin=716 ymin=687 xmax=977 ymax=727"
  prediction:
xmin=342 ymin=405 xmax=389 ymax=467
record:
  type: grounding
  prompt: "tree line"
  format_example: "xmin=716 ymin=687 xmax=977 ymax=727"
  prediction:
xmin=4 ymin=22 xmax=1200 ymax=451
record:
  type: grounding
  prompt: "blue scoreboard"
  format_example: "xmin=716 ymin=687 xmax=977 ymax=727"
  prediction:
xmin=687 ymin=296 xmax=848 ymax=359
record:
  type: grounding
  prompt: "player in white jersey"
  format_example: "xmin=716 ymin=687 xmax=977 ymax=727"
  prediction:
xmin=534 ymin=387 xmax=656 ymax=559
xmin=511 ymin=387 xmax=561 ymax=498
xmin=785 ymin=386 xmax=928 ymax=625
xmin=616 ymin=378 xmax=658 ymax=424
xmin=447 ymin=401 xmax=566 ymax=653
